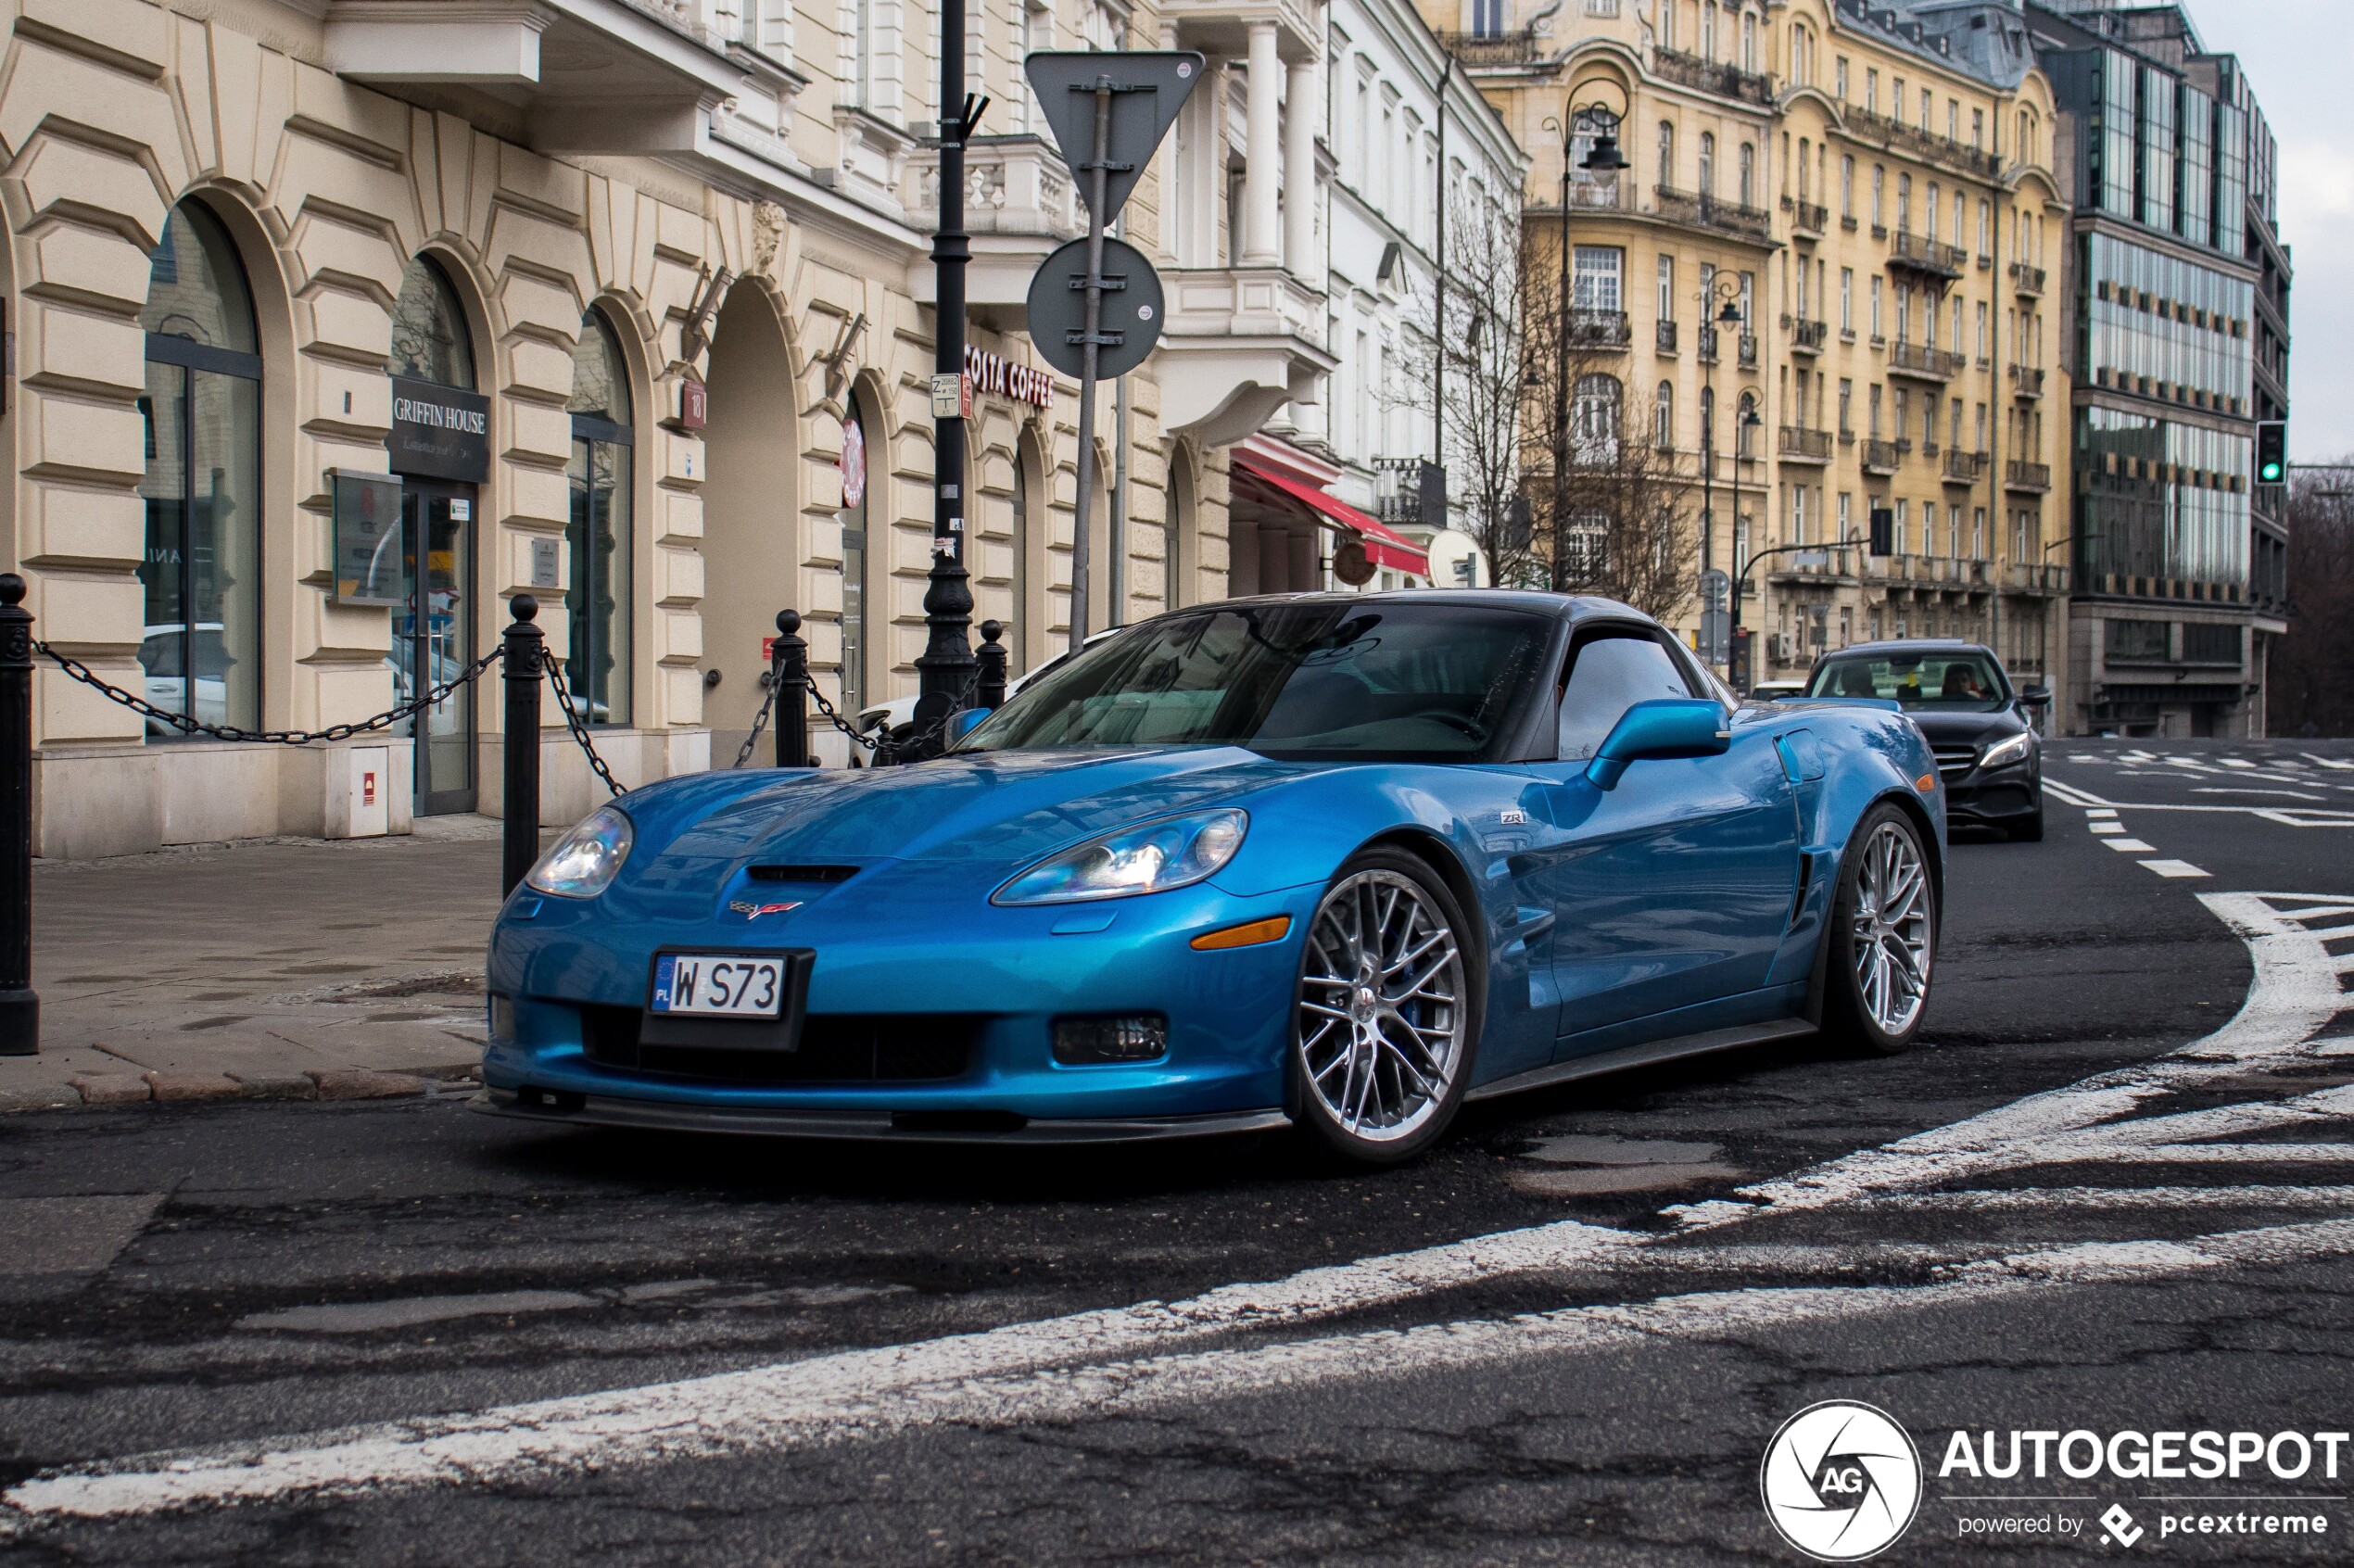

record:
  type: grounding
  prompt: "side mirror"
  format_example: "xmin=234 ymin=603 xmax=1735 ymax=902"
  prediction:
xmin=1585 ymin=699 xmax=1732 ymax=790
xmin=2019 ymin=685 xmax=2053 ymax=707
xmin=945 ymin=707 xmax=991 ymax=744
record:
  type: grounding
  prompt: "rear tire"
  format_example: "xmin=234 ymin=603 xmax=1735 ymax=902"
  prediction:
xmin=1821 ymin=805 xmax=1937 ymax=1056
xmin=1287 ymin=847 xmax=1481 ymax=1168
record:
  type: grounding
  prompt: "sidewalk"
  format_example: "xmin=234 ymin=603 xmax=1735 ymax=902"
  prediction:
xmin=0 ymin=817 xmax=520 ymax=1112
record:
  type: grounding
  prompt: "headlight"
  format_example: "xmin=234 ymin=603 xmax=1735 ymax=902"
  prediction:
xmin=524 ymin=805 xmax=634 ymax=898
xmin=1980 ymin=731 xmax=2034 ymax=769
xmin=993 ymin=810 xmax=1248 ymax=905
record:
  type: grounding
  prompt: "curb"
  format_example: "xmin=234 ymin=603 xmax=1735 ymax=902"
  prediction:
xmin=3 ymin=1065 xmax=482 ymax=1115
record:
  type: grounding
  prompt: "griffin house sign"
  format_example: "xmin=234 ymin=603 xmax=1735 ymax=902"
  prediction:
xmin=388 ymin=375 xmax=492 ymax=484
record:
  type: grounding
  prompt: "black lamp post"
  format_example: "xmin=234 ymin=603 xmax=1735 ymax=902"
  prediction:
xmin=1547 ymin=98 xmax=1626 ymax=591
xmin=1698 ymin=280 xmax=1744 ymax=612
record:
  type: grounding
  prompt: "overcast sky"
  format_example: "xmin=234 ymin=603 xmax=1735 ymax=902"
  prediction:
xmin=2180 ymin=0 xmax=2354 ymax=462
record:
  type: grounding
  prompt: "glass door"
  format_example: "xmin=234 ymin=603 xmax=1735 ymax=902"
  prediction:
xmin=391 ymin=481 xmax=476 ymax=815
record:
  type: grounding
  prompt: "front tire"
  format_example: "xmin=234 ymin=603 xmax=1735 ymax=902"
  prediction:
xmin=1288 ymin=848 xmax=1479 ymax=1167
xmin=2009 ymin=801 xmax=2045 ymax=842
xmin=1822 ymin=805 xmax=1937 ymax=1056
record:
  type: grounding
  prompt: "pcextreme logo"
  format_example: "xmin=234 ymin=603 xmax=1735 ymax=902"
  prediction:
xmin=1761 ymin=1400 xmax=1924 ymax=1562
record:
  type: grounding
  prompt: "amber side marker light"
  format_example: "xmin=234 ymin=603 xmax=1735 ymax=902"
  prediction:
xmin=1914 ymin=772 xmax=1939 ymax=792
xmin=1190 ymin=916 xmax=1292 ymax=951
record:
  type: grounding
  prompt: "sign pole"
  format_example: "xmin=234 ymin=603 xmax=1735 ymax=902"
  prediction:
xmin=1068 ymin=75 xmax=1115 ymax=649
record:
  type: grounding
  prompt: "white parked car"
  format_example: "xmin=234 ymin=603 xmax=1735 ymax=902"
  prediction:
xmin=139 ymin=623 xmax=231 ymax=731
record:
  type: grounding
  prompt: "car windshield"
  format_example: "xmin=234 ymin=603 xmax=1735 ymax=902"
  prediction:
xmin=1806 ymin=650 xmax=2010 ymax=712
xmin=959 ymin=601 xmax=1553 ymax=762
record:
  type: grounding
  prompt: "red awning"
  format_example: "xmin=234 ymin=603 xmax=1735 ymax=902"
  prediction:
xmin=1231 ymin=454 xmax=1431 ymax=576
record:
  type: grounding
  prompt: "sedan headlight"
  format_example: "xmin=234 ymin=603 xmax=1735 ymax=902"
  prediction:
xmin=993 ymin=810 xmax=1248 ymax=905
xmin=1980 ymin=731 xmax=2034 ymax=769
xmin=524 ymin=805 xmax=634 ymax=898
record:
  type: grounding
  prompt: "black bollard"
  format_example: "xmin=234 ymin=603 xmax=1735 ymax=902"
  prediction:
xmin=500 ymin=595 xmax=543 ymax=898
xmin=773 ymin=609 xmax=809 ymax=768
xmin=0 ymin=575 xmax=36 ymax=1055
xmin=976 ymin=620 xmax=1007 ymax=712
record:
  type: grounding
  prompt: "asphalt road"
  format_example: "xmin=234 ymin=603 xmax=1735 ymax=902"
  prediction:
xmin=3 ymin=737 xmax=2351 ymax=1565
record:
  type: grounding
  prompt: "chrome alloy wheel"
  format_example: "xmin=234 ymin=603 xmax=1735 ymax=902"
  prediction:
xmin=1850 ymin=820 xmax=1934 ymax=1035
xmin=1296 ymin=869 xmax=1468 ymax=1144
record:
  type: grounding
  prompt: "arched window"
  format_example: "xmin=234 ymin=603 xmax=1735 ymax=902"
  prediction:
xmin=1797 ymin=137 xmax=1811 ymax=199
xmin=1656 ymin=120 xmax=1675 ymax=191
xmin=1572 ymin=373 xmax=1621 ymax=465
xmin=1698 ymin=132 xmax=1715 ymax=196
xmin=389 ymin=258 xmax=474 ymax=389
xmin=838 ymin=402 xmax=875 ymax=712
xmin=1736 ymin=390 xmax=1760 ymax=459
xmin=1740 ymin=10 xmax=1756 ymax=72
xmin=566 ymin=309 xmax=634 ymax=726
xmin=1738 ymin=143 xmax=1755 ymax=209
xmin=1654 ymin=381 xmax=1675 ymax=449
xmin=140 ymin=200 xmax=262 ymax=736
xmin=1700 ymin=385 xmax=1715 ymax=450
xmin=1841 ymin=154 xmax=1855 ymax=218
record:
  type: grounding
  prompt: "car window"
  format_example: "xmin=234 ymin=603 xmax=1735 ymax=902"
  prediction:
xmin=961 ymin=602 xmax=1553 ymax=763
xmin=1557 ymin=631 xmax=1697 ymax=761
xmin=1805 ymin=650 xmax=2009 ymax=712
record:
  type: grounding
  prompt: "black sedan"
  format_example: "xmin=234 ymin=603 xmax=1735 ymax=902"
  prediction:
xmin=1795 ymin=640 xmax=2051 ymax=841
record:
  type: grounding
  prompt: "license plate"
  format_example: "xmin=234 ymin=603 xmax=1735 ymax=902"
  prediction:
xmin=651 ymin=953 xmax=788 ymax=1018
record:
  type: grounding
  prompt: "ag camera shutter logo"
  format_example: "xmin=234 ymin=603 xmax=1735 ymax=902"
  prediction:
xmin=1760 ymin=1400 xmax=1923 ymax=1561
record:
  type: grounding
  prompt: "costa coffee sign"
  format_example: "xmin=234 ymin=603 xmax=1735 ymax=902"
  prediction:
xmin=965 ymin=346 xmax=1053 ymax=410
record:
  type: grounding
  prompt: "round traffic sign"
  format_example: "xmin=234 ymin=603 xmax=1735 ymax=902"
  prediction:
xmin=1025 ymin=237 xmax=1166 ymax=380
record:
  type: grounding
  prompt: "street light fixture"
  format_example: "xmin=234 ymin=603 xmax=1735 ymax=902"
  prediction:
xmin=1546 ymin=86 xmax=1627 ymax=592
xmin=1697 ymin=276 xmax=1745 ymax=664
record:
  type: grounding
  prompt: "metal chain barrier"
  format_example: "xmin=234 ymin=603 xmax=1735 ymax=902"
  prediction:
xmin=33 ymin=641 xmax=502 ymax=746
xmin=807 ymin=677 xmax=880 ymax=753
xmin=542 ymin=659 xmax=626 ymax=798
xmin=730 ymin=673 xmax=781 ymax=769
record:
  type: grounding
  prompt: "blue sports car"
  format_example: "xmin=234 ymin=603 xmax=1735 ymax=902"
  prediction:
xmin=482 ymin=591 xmax=1944 ymax=1165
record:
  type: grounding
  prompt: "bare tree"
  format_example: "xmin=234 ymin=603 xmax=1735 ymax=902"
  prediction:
xmin=2268 ymin=466 xmax=2354 ymax=737
xmin=1532 ymin=340 xmax=1702 ymax=624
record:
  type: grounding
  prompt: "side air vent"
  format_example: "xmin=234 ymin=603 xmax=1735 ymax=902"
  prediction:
xmin=747 ymin=864 xmax=862 ymax=883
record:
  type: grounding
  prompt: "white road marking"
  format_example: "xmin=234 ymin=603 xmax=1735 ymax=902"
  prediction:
xmin=2044 ymin=777 xmax=2111 ymax=808
xmin=10 ymin=1220 xmax=2354 ymax=1526
xmin=2139 ymin=860 xmax=2211 ymax=879
xmin=2307 ymin=754 xmax=2354 ymax=771
xmin=2105 ymin=838 xmax=2158 ymax=853
xmin=1847 ymin=1185 xmax=2354 ymax=1214
xmin=2193 ymin=787 xmax=2328 ymax=801
xmin=2086 ymin=807 xmax=2120 ymax=818
xmin=2222 ymin=758 xmax=2255 ymax=768
xmin=2089 ymin=821 xmax=2125 ymax=836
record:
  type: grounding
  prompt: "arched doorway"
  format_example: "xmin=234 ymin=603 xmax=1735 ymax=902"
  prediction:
xmin=138 ymin=200 xmax=262 ymax=737
xmin=837 ymin=386 xmax=881 ymax=714
xmin=386 ymin=253 xmax=487 ymax=813
xmin=699 ymin=285 xmax=798 ymax=762
xmin=1011 ymin=425 xmax=1046 ymax=672
xmin=1166 ymin=444 xmax=1197 ymax=612
xmin=566 ymin=309 xmax=635 ymax=726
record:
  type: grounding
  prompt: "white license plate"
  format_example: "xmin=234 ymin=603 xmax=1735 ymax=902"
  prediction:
xmin=651 ymin=954 xmax=787 ymax=1018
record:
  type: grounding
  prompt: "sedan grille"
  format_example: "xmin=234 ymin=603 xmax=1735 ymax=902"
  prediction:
xmin=579 ymin=1005 xmax=979 ymax=1083
xmin=1930 ymin=744 xmax=1979 ymax=780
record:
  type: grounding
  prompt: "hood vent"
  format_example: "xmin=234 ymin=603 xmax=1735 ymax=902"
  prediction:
xmin=747 ymin=864 xmax=863 ymax=883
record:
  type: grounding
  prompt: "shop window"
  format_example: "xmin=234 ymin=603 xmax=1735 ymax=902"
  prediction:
xmin=566 ymin=310 xmax=635 ymax=726
xmin=839 ymin=405 xmax=874 ymax=712
xmin=390 ymin=258 xmax=475 ymax=389
xmin=139 ymin=200 xmax=262 ymax=737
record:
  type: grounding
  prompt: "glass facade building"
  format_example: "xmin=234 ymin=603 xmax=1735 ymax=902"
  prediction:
xmin=2080 ymin=233 xmax=2251 ymax=412
xmin=2077 ymin=406 xmax=2248 ymax=586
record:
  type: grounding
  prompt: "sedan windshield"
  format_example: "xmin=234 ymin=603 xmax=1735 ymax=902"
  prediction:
xmin=1806 ymin=650 xmax=2011 ymax=712
xmin=959 ymin=601 xmax=1552 ymax=762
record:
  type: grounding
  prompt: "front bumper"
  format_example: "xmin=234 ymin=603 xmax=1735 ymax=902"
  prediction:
xmin=472 ymin=1087 xmax=1291 ymax=1144
xmin=482 ymin=865 xmax=1320 ymax=1125
xmin=1943 ymin=765 xmax=2041 ymax=827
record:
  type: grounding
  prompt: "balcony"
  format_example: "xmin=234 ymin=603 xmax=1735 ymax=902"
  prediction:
xmin=1778 ymin=426 xmax=1832 ymax=462
xmin=1787 ymin=316 xmax=1828 ymax=354
xmin=1562 ymin=175 xmax=1638 ymax=214
xmin=1737 ymin=331 xmax=1758 ymax=368
xmin=1842 ymin=106 xmax=2004 ymax=181
xmin=1942 ymin=449 xmax=1985 ymax=485
xmin=1862 ymin=439 xmax=1902 ymax=475
xmin=1566 ymin=309 xmax=1633 ymax=349
xmin=1696 ymin=329 xmax=1718 ymax=366
xmin=1888 ymin=229 xmax=1968 ymax=280
xmin=1155 ymin=266 xmax=1335 ymax=447
xmin=1652 ymin=185 xmax=1772 ymax=244
xmin=906 ymin=135 xmax=1082 ymax=328
xmin=1436 ymin=27 xmax=1539 ymax=65
xmin=2009 ymin=261 xmax=2045 ymax=296
xmin=1783 ymin=196 xmax=1829 ymax=235
xmin=2010 ymin=364 xmax=2046 ymax=398
xmin=1887 ymin=340 xmax=1960 ymax=382
xmin=1652 ymin=47 xmax=1774 ymax=106
xmin=1655 ymin=319 xmax=1678 ymax=354
xmin=2006 ymin=562 xmax=2069 ymax=596
xmin=2005 ymin=460 xmax=2052 ymax=492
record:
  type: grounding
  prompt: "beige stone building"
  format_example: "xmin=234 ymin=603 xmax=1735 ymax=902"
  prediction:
xmin=5 ymin=0 xmax=1517 ymax=857
xmin=1425 ymin=0 xmax=2071 ymax=701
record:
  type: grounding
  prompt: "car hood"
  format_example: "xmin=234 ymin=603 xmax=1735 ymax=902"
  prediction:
xmin=615 ymin=746 xmax=1327 ymax=898
xmin=1901 ymin=707 xmax=2028 ymax=746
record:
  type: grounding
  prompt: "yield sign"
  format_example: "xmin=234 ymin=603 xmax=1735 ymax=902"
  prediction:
xmin=1021 ymin=51 xmax=1206 ymax=227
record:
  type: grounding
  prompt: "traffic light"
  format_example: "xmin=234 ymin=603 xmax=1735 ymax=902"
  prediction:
xmin=2256 ymin=420 xmax=2287 ymax=485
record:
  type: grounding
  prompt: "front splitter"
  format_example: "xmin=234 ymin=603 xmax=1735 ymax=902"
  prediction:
xmin=472 ymin=1087 xmax=1292 ymax=1144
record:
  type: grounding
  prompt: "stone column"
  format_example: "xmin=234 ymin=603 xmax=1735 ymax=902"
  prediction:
xmin=1243 ymin=21 xmax=1281 ymax=266
xmin=1284 ymin=56 xmax=1317 ymax=276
